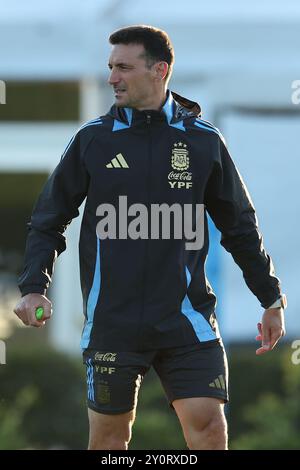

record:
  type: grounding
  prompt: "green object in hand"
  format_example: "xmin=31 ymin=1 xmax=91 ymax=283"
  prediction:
xmin=35 ymin=307 xmax=44 ymax=320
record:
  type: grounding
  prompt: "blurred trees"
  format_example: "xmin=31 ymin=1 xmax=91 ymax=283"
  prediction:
xmin=0 ymin=339 xmax=88 ymax=449
xmin=230 ymin=346 xmax=300 ymax=449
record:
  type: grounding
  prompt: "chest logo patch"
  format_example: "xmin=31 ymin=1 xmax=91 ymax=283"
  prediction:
xmin=171 ymin=142 xmax=189 ymax=170
xmin=169 ymin=142 xmax=192 ymax=189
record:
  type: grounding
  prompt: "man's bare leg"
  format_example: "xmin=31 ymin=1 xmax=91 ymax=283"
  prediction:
xmin=88 ymin=407 xmax=136 ymax=450
xmin=173 ymin=397 xmax=228 ymax=450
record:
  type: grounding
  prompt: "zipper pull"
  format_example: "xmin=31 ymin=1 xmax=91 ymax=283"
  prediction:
xmin=146 ymin=114 xmax=151 ymax=124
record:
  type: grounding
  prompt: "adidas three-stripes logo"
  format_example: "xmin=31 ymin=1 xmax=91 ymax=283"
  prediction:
xmin=106 ymin=153 xmax=129 ymax=168
xmin=209 ymin=375 xmax=226 ymax=390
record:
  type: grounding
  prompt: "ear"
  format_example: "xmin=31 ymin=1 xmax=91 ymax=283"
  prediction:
xmin=155 ymin=62 xmax=168 ymax=81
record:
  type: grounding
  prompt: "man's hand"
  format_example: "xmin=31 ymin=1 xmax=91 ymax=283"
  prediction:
xmin=255 ymin=308 xmax=286 ymax=355
xmin=14 ymin=294 xmax=52 ymax=328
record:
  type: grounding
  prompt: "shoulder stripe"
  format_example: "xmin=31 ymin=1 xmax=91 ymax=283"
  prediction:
xmin=195 ymin=118 xmax=217 ymax=129
xmin=61 ymin=118 xmax=103 ymax=159
xmin=194 ymin=118 xmax=225 ymax=143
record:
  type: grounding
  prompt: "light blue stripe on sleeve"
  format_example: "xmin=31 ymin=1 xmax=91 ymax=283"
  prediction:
xmin=181 ymin=267 xmax=217 ymax=341
xmin=81 ymin=238 xmax=101 ymax=350
xmin=61 ymin=118 xmax=103 ymax=159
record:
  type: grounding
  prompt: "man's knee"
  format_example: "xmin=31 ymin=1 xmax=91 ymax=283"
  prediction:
xmin=88 ymin=407 xmax=135 ymax=450
xmin=173 ymin=397 xmax=228 ymax=450
xmin=186 ymin=412 xmax=228 ymax=450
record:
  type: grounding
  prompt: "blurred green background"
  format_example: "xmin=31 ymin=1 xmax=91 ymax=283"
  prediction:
xmin=0 ymin=334 xmax=299 ymax=450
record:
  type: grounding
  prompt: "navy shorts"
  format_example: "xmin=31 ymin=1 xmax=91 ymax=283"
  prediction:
xmin=83 ymin=338 xmax=229 ymax=415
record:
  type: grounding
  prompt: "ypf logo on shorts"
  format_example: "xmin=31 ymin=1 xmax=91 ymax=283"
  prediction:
xmin=0 ymin=340 xmax=6 ymax=365
xmin=95 ymin=366 xmax=116 ymax=375
xmin=94 ymin=352 xmax=117 ymax=362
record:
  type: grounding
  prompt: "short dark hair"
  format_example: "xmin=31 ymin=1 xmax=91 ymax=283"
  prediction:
xmin=109 ymin=25 xmax=174 ymax=81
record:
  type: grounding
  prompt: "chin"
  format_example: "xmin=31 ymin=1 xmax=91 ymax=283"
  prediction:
xmin=115 ymin=99 xmax=129 ymax=108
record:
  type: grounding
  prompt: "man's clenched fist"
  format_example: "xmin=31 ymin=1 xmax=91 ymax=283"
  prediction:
xmin=14 ymin=294 xmax=52 ymax=328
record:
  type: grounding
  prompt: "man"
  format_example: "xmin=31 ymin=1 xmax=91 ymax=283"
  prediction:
xmin=14 ymin=25 xmax=286 ymax=450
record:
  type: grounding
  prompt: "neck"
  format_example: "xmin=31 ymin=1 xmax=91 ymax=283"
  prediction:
xmin=135 ymin=88 xmax=167 ymax=111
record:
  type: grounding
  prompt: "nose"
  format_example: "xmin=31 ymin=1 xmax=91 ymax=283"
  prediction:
xmin=108 ymin=68 xmax=120 ymax=85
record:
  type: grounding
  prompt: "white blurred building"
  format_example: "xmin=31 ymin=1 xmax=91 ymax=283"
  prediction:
xmin=0 ymin=0 xmax=299 ymax=352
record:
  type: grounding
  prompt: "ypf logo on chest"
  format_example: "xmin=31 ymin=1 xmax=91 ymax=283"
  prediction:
xmin=168 ymin=142 xmax=192 ymax=189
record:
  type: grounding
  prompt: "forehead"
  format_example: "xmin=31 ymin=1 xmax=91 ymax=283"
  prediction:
xmin=108 ymin=43 xmax=147 ymax=65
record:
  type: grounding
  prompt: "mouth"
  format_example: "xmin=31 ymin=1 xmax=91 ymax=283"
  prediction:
xmin=114 ymin=88 xmax=126 ymax=96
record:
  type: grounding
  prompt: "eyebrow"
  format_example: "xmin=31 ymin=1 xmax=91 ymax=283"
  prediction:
xmin=108 ymin=62 xmax=134 ymax=68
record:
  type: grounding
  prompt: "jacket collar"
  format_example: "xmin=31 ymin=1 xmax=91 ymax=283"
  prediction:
xmin=108 ymin=90 xmax=201 ymax=130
